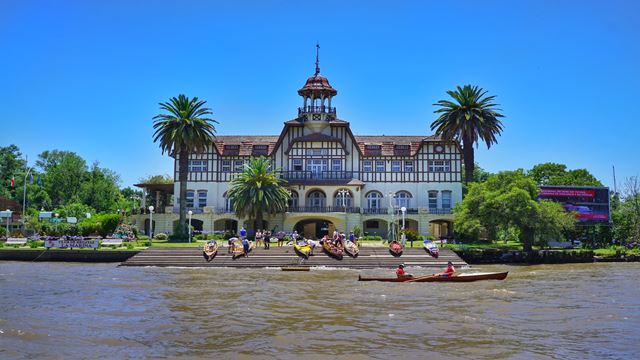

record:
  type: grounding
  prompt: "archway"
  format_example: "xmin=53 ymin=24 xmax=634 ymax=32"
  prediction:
xmin=429 ymin=220 xmax=453 ymax=240
xmin=363 ymin=218 xmax=388 ymax=237
xmin=294 ymin=219 xmax=335 ymax=239
xmin=214 ymin=219 xmax=238 ymax=234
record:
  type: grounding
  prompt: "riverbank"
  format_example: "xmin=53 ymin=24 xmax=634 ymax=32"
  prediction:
xmin=453 ymin=248 xmax=640 ymax=264
xmin=0 ymin=249 xmax=139 ymax=262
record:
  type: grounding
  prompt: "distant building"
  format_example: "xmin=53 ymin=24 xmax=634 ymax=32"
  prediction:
xmin=132 ymin=53 xmax=462 ymax=239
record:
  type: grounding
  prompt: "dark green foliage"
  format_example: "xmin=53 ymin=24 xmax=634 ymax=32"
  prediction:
xmin=403 ymin=229 xmax=420 ymax=243
xmin=528 ymin=163 xmax=603 ymax=187
xmin=431 ymin=85 xmax=505 ymax=183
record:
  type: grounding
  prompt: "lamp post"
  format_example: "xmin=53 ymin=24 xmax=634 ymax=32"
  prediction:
xmin=188 ymin=210 xmax=193 ymax=243
xmin=400 ymin=206 xmax=407 ymax=246
xmin=148 ymin=205 xmax=154 ymax=244
xmin=4 ymin=209 xmax=12 ymax=237
xmin=22 ymin=166 xmax=33 ymax=227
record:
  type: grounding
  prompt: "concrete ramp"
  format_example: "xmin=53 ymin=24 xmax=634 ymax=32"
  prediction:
xmin=120 ymin=246 xmax=467 ymax=269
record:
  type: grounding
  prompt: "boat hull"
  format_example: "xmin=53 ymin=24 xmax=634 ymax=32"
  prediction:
xmin=389 ymin=241 xmax=403 ymax=257
xmin=294 ymin=243 xmax=311 ymax=259
xmin=358 ymin=272 xmax=508 ymax=283
xmin=322 ymin=241 xmax=343 ymax=260
xmin=202 ymin=242 xmax=218 ymax=262
xmin=344 ymin=240 xmax=359 ymax=257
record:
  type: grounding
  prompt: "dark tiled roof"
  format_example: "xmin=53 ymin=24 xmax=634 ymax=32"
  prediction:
xmin=213 ymin=135 xmax=279 ymax=156
xmin=355 ymin=135 xmax=441 ymax=156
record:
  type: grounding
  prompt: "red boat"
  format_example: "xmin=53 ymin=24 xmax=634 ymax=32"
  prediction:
xmin=389 ymin=240 xmax=403 ymax=257
xmin=358 ymin=272 xmax=509 ymax=283
xmin=322 ymin=240 xmax=343 ymax=260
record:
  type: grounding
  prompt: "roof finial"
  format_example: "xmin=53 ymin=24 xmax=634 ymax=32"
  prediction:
xmin=315 ymin=42 xmax=320 ymax=76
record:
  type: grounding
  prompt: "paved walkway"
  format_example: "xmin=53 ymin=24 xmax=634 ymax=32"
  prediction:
xmin=120 ymin=246 xmax=466 ymax=268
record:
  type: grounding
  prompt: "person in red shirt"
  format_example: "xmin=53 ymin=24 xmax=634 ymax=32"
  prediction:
xmin=440 ymin=261 xmax=456 ymax=277
xmin=396 ymin=263 xmax=413 ymax=278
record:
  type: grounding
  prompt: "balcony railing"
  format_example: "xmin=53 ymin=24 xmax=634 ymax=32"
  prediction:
xmin=429 ymin=208 xmax=452 ymax=215
xmin=297 ymin=105 xmax=336 ymax=115
xmin=286 ymin=206 xmax=360 ymax=213
xmin=280 ymin=171 xmax=355 ymax=182
xmin=362 ymin=208 xmax=388 ymax=215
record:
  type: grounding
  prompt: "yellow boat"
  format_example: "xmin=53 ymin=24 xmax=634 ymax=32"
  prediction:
xmin=232 ymin=239 xmax=254 ymax=259
xmin=293 ymin=241 xmax=311 ymax=259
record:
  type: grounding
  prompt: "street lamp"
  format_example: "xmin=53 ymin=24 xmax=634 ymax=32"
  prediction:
xmin=387 ymin=192 xmax=396 ymax=243
xmin=3 ymin=209 xmax=12 ymax=237
xmin=22 ymin=166 xmax=33 ymax=227
xmin=148 ymin=205 xmax=154 ymax=244
xmin=188 ymin=210 xmax=193 ymax=243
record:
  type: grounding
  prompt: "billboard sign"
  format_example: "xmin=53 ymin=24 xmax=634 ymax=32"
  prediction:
xmin=539 ymin=186 xmax=610 ymax=223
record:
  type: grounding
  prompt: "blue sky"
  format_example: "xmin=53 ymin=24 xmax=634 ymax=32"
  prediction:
xmin=1 ymin=0 xmax=638 ymax=189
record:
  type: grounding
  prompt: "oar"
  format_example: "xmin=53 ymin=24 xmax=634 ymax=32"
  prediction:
xmin=404 ymin=274 xmax=438 ymax=283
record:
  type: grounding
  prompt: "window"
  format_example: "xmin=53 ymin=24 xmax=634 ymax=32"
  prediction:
xmin=391 ymin=160 xmax=401 ymax=172
xmin=288 ymin=191 xmax=299 ymax=208
xmin=197 ymin=190 xmax=207 ymax=208
xmin=363 ymin=160 xmax=373 ymax=172
xmin=292 ymin=159 xmax=303 ymax=171
xmin=307 ymin=190 xmax=326 ymax=208
xmin=396 ymin=191 xmax=412 ymax=208
xmin=428 ymin=191 xmax=438 ymax=210
xmin=188 ymin=160 xmax=207 ymax=172
xmin=442 ymin=191 xmax=452 ymax=210
xmin=366 ymin=191 xmax=383 ymax=209
xmin=332 ymin=159 xmax=342 ymax=172
xmin=234 ymin=160 xmax=244 ymax=172
xmin=428 ymin=160 xmax=451 ymax=172
xmin=186 ymin=190 xmax=195 ymax=208
xmin=224 ymin=145 xmax=240 ymax=155
xmin=334 ymin=189 xmax=352 ymax=207
xmin=365 ymin=145 xmax=381 ymax=156
xmin=375 ymin=161 xmax=385 ymax=172
xmin=222 ymin=160 xmax=231 ymax=173
xmin=224 ymin=192 xmax=234 ymax=211
xmin=394 ymin=144 xmax=410 ymax=156
xmin=252 ymin=145 xmax=268 ymax=156
xmin=307 ymin=148 xmax=329 ymax=156
xmin=404 ymin=161 xmax=414 ymax=172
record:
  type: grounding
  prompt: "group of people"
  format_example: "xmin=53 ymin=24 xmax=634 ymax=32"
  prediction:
xmin=320 ymin=230 xmax=357 ymax=247
xmin=396 ymin=261 xmax=456 ymax=278
xmin=254 ymin=229 xmax=273 ymax=249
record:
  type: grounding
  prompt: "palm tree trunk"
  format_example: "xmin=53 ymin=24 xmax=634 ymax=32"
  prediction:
xmin=177 ymin=148 xmax=189 ymax=238
xmin=255 ymin=211 xmax=263 ymax=235
xmin=462 ymin=136 xmax=475 ymax=184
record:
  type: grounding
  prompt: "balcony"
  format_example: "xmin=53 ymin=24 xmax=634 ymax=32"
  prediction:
xmin=279 ymin=171 xmax=356 ymax=183
xmin=297 ymin=105 xmax=336 ymax=115
xmin=286 ymin=206 xmax=360 ymax=213
xmin=362 ymin=208 xmax=388 ymax=215
xmin=429 ymin=208 xmax=452 ymax=215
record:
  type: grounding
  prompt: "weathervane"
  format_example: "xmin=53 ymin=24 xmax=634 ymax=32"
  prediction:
xmin=315 ymin=42 xmax=320 ymax=76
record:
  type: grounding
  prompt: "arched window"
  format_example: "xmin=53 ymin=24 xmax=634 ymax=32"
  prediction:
xmin=288 ymin=190 xmax=299 ymax=209
xmin=334 ymin=189 xmax=352 ymax=208
xmin=197 ymin=190 xmax=207 ymax=208
xmin=186 ymin=190 xmax=195 ymax=208
xmin=366 ymin=191 xmax=383 ymax=209
xmin=307 ymin=190 xmax=326 ymax=208
xmin=395 ymin=191 xmax=412 ymax=208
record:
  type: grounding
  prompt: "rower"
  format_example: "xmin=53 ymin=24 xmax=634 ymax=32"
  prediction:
xmin=395 ymin=263 xmax=413 ymax=278
xmin=440 ymin=261 xmax=455 ymax=277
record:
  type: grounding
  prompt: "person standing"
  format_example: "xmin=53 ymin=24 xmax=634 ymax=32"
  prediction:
xmin=264 ymin=230 xmax=271 ymax=249
xmin=240 ymin=226 xmax=247 ymax=240
xmin=256 ymin=229 xmax=263 ymax=248
xmin=242 ymin=237 xmax=250 ymax=257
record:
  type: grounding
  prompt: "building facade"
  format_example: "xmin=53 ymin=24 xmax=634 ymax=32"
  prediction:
xmin=132 ymin=57 xmax=462 ymax=240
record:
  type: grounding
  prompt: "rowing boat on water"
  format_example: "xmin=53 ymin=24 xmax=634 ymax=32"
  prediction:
xmin=202 ymin=241 xmax=218 ymax=262
xmin=358 ymin=272 xmax=508 ymax=283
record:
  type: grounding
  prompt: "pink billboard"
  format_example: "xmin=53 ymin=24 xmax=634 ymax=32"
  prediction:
xmin=539 ymin=188 xmax=595 ymax=198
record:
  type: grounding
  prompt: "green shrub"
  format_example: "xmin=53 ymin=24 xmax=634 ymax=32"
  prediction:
xmin=154 ymin=233 xmax=168 ymax=240
xmin=0 ymin=242 xmax=4 ymax=248
xmin=352 ymin=225 xmax=362 ymax=238
xmin=403 ymin=229 xmax=420 ymax=243
xmin=361 ymin=235 xmax=383 ymax=241
xmin=126 ymin=242 xmax=134 ymax=249
xmin=27 ymin=240 xmax=44 ymax=248
xmin=137 ymin=235 xmax=150 ymax=240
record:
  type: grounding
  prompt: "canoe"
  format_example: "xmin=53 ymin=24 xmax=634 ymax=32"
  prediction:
xmin=293 ymin=241 xmax=311 ymax=259
xmin=232 ymin=239 xmax=254 ymax=259
xmin=389 ymin=240 xmax=403 ymax=257
xmin=344 ymin=240 xmax=359 ymax=257
xmin=358 ymin=272 xmax=509 ymax=283
xmin=322 ymin=240 xmax=343 ymax=260
xmin=202 ymin=241 xmax=218 ymax=262
xmin=423 ymin=240 xmax=439 ymax=258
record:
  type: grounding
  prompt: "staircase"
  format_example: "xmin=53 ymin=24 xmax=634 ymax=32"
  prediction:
xmin=120 ymin=246 xmax=466 ymax=268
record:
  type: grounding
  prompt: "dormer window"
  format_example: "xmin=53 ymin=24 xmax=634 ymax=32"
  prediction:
xmin=252 ymin=145 xmax=268 ymax=156
xmin=224 ymin=145 xmax=240 ymax=155
xmin=394 ymin=144 xmax=410 ymax=156
xmin=364 ymin=145 xmax=381 ymax=156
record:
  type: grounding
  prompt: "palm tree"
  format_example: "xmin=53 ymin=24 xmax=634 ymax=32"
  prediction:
xmin=431 ymin=85 xmax=504 ymax=183
xmin=152 ymin=94 xmax=217 ymax=238
xmin=227 ymin=157 xmax=290 ymax=233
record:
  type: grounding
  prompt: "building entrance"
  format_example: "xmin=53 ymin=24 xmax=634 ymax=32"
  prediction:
xmin=293 ymin=219 xmax=335 ymax=239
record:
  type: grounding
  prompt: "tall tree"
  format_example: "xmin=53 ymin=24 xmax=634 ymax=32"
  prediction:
xmin=528 ymin=162 xmax=602 ymax=187
xmin=0 ymin=144 xmax=26 ymax=201
xmin=431 ymin=85 xmax=505 ymax=183
xmin=227 ymin=157 xmax=290 ymax=233
xmin=37 ymin=150 xmax=87 ymax=207
xmin=152 ymin=94 xmax=217 ymax=238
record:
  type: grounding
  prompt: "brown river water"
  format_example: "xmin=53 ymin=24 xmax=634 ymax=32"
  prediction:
xmin=1 ymin=262 xmax=639 ymax=359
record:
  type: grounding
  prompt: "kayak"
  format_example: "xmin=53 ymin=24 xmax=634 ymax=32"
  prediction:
xmin=423 ymin=240 xmax=439 ymax=258
xmin=322 ymin=240 xmax=343 ymax=260
xmin=358 ymin=272 xmax=508 ymax=283
xmin=293 ymin=241 xmax=311 ymax=259
xmin=202 ymin=240 xmax=218 ymax=262
xmin=344 ymin=240 xmax=359 ymax=257
xmin=389 ymin=240 xmax=403 ymax=257
xmin=232 ymin=239 xmax=254 ymax=259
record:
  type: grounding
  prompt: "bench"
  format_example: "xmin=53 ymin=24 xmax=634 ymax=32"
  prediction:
xmin=101 ymin=238 xmax=124 ymax=247
xmin=6 ymin=237 xmax=28 ymax=246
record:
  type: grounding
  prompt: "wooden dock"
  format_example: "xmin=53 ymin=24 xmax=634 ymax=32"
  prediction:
xmin=120 ymin=246 xmax=467 ymax=268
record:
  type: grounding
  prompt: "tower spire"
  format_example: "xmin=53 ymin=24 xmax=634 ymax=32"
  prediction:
xmin=315 ymin=42 xmax=320 ymax=76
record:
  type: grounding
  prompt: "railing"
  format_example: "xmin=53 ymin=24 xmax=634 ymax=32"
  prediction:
xmin=362 ymin=208 xmax=388 ymax=215
xmin=286 ymin=206 xmax=360 ymax=213
xmin=131 ymin=207 xmax=168 ymax=215
xmin=215 ymin=208 xmax=234 ymax=214
xmin=280 ymin=171 xmax=355 ymax=182
xmin=298 ymin=105 xmax=336 ymax=115
xmin=171 ymin=207 xmax=204 ymax=214
xmin=429 ymin=208 xmax=452 ymax=215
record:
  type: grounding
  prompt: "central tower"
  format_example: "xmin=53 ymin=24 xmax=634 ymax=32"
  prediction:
xmin=297 ymin=44 xmax=337 ymax=133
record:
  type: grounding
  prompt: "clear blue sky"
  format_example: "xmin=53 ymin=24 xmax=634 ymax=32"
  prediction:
xmin=1 ymin=0 xmax=638 ymax=189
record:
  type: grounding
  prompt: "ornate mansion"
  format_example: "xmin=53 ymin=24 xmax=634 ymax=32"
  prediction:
xmin=132 ymin=55 xmax=462 ymax=240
